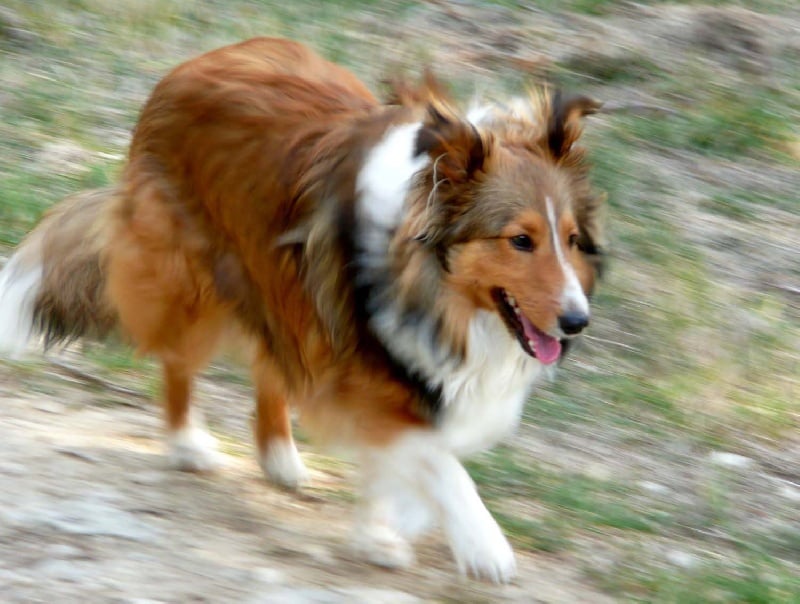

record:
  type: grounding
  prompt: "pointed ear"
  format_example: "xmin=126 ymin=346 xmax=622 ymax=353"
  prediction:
xmin=384 ymin=69 xmax=448 ymax=107
xmin=414 ymin=103 xmax=490 ymax=185
xmin=548 ymin=91 xmax=602 ymax=158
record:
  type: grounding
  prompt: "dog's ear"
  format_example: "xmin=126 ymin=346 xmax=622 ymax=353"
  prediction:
xmin=415 ymin=103 xmax=491 ymax=186
xmin=385 ymin=69 xmax=448 ymax=107
xmin=412 ymin=104 xmax=493 ymax=270
xmin=548 ymin=92 xmax=602 ymax=159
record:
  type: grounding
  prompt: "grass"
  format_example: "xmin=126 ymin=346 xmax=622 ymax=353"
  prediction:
xmin=495 ymin=0 xmax=792 ymax=16
xmin=556 ymin=52 xmax=663 ymax=87
xmin=468 ymin=414 xmax=800 ymax=598
xmin=591 ymin=550 xmax=800 ymax=603
xmin=609 ymin=83 xmax=798 ymax=160
xmin=492 ymin=512 xmax=572 ymax=553
xmin=467 ymin=447 xmax=668 ymax=553
xmin=702 ymin=189 xmax=799 ymax=218
xmin=0 ymin=161 xmax=116 ymax=247
xmin=82 ymin=341 xmax=154 ymax=374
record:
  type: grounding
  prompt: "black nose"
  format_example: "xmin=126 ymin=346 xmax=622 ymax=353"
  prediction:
xmin=558 ymin=312 xmax=589 ymax=335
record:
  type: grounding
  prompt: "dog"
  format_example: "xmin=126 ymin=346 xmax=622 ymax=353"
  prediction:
xmin=0 ymin=37 xmax=605 ymax=582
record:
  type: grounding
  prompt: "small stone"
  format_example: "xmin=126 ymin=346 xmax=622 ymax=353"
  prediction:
xmin=666 ymin=549 xmax=696 ymax=569
xmin=339 ymin=587 xmax=421 ymax=604
xmin=585 ymin=462 xmax=612 ymax=481
xmin=35 ymin=401 xmax=66 ymax=414
xmin=778 ymin=483 xmax=800 ymax=502
xmin=639 ymin=481 xmax=671 ymax=496
xmin=298 ymin=544 xmax=335 ymax=565
xmin=130 ymin=471 xmax=166 ymax=486
xmin=248 ymin=588 xmax=341 ymax=604
xmin=708 ymin=452 xmax=753 ymax=470
xmin=0 ymin=461 xmax=26 ymax=476
xmin=44 ymin=543 xmax=83 ymax=559
xmin=56 ymin=448 xmax=99 ymax=463
xmin=36 ymin=141 xmax=92 ymax=175
xmin=251 ymin=566 xmax=286 ymax=585
xmin=0 ymin=568 xmax=30 ymax=586
xmin=35 ymin=559 xmax=87 ymax=582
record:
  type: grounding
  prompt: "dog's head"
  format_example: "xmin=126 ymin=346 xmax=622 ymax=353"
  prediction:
xmin=406 ymin=90 xmax=605 ymax=365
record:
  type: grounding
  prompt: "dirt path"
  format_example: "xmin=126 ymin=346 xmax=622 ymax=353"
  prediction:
xmin=0 ymin=357 xmax=613 ymax=604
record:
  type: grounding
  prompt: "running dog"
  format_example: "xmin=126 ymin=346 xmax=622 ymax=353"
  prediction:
xmin=0 ymin=37 xmax=605 ymax=582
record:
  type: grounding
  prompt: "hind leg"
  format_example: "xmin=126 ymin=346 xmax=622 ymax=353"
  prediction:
xmin=142 ymin=299 xmax=228 ymax=471
xmin=133 ymin=308 xmax=227 ymax=472
xmin=106 ymin=198 xmax=227 ymax=471
xmin=252 ymin=349 xmax=308 ymax=489
xmin=110 ymin=281 xmax=226 ymax=471
xmin=162 ymin=346 xmax=224 ymax=472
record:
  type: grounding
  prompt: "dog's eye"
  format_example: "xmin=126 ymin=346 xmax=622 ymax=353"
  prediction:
xmin=510 ymin=234 xmax=534 ymax=252
xmin=568 ymin=233 xmax=579 ymax=248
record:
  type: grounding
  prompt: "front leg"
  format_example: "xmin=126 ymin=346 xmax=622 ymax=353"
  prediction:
xmin=416 ymin=440 xmax=516 ymax=583
xmin=358 ymin=432 xmax=516 ymax=583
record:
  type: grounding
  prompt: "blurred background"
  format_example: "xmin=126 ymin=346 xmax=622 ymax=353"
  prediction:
xmin=0 ymin=1 xmax=798 ymax=602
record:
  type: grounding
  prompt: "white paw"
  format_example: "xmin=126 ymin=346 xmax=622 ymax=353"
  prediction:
xmin=167 ymin=426 xmax=225 ymax=472
xmin=450 ymin=516 xmax=517 ymax=584
xmin=258 ymin=439 xmax=309 ymax=489
xmin=351 ymin=522 xmax=415 ymax=570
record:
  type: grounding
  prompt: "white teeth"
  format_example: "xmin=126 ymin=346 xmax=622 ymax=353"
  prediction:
xmin=527 ymin=338 xmax=535 ymax=350
xmin=507 ymin=295 xmax=516 ymax=307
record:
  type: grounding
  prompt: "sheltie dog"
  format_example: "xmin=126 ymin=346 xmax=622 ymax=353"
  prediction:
xmin=0 ymin=38 xmax=605 ymax=582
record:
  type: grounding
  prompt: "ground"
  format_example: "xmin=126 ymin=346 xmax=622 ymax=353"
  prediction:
xmin=0 ymin=353 xmax=615 ymax=603
xmin=0 ymin=1 xmax=798 ymax=603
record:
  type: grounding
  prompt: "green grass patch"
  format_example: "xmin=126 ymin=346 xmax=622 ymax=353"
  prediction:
xmin=493 ymin=511 xmax=571 ymax=553
xmin=500 ymin=0 xmax=622 ymax=15
xmin=468 ymin=448 xmax=666 ymax=538
xmin=612 ymin=86 xmax=797 ymax=159
xmin=83 ymin=342 xmax=154 ymax=374
xmin=556 ymin=52 xmax=662 ymax=86
xmin=593 ymin=551 xmax=800 ymax=603
xmin=755 ymin=526 xmax=800 ymax=564
xmin=702 ymin=189 xmax=799 ymax=218
xmin=529 ymin=370 xmax=688 ymax=434
xmin=0 ymin=162 xmax=115 ymax=247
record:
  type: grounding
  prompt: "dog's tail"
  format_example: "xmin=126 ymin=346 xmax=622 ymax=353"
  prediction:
xmin=0 ymin=187 xmax=120 ymax=356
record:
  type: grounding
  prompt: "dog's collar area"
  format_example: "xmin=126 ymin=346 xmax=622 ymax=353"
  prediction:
xmin=351 ymin=271 xmax=447 ymax=420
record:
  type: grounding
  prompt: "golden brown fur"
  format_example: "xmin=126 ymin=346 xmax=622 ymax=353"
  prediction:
xmin=1 ymin=36 xmax=607 ymax=581
xmin=109 ymin=38 xmax=428 ymax=450
xmin=7 ymin=38 xmax=607 ymax=449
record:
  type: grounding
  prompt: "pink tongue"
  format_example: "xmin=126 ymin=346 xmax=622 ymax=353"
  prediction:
xmin=519 ymin=314 xmax=561 ymax=365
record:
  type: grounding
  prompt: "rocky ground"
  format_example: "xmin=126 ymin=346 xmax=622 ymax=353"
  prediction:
xmin=0 ymin=355 xmax=614 ymax=604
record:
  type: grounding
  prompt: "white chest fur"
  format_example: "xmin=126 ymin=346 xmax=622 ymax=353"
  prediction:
xmin=436 ymin=311 xmax=543 ymax=457
xmin=354 ymin=122 xmax=543 ymax=457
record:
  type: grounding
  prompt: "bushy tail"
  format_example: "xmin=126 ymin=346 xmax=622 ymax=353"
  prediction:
xmin=0 ymin=187 xmax=120 ymax=356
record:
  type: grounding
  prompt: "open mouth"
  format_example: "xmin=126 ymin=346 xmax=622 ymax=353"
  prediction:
xmin=492 ymin=288 xmax=562 ymax=365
